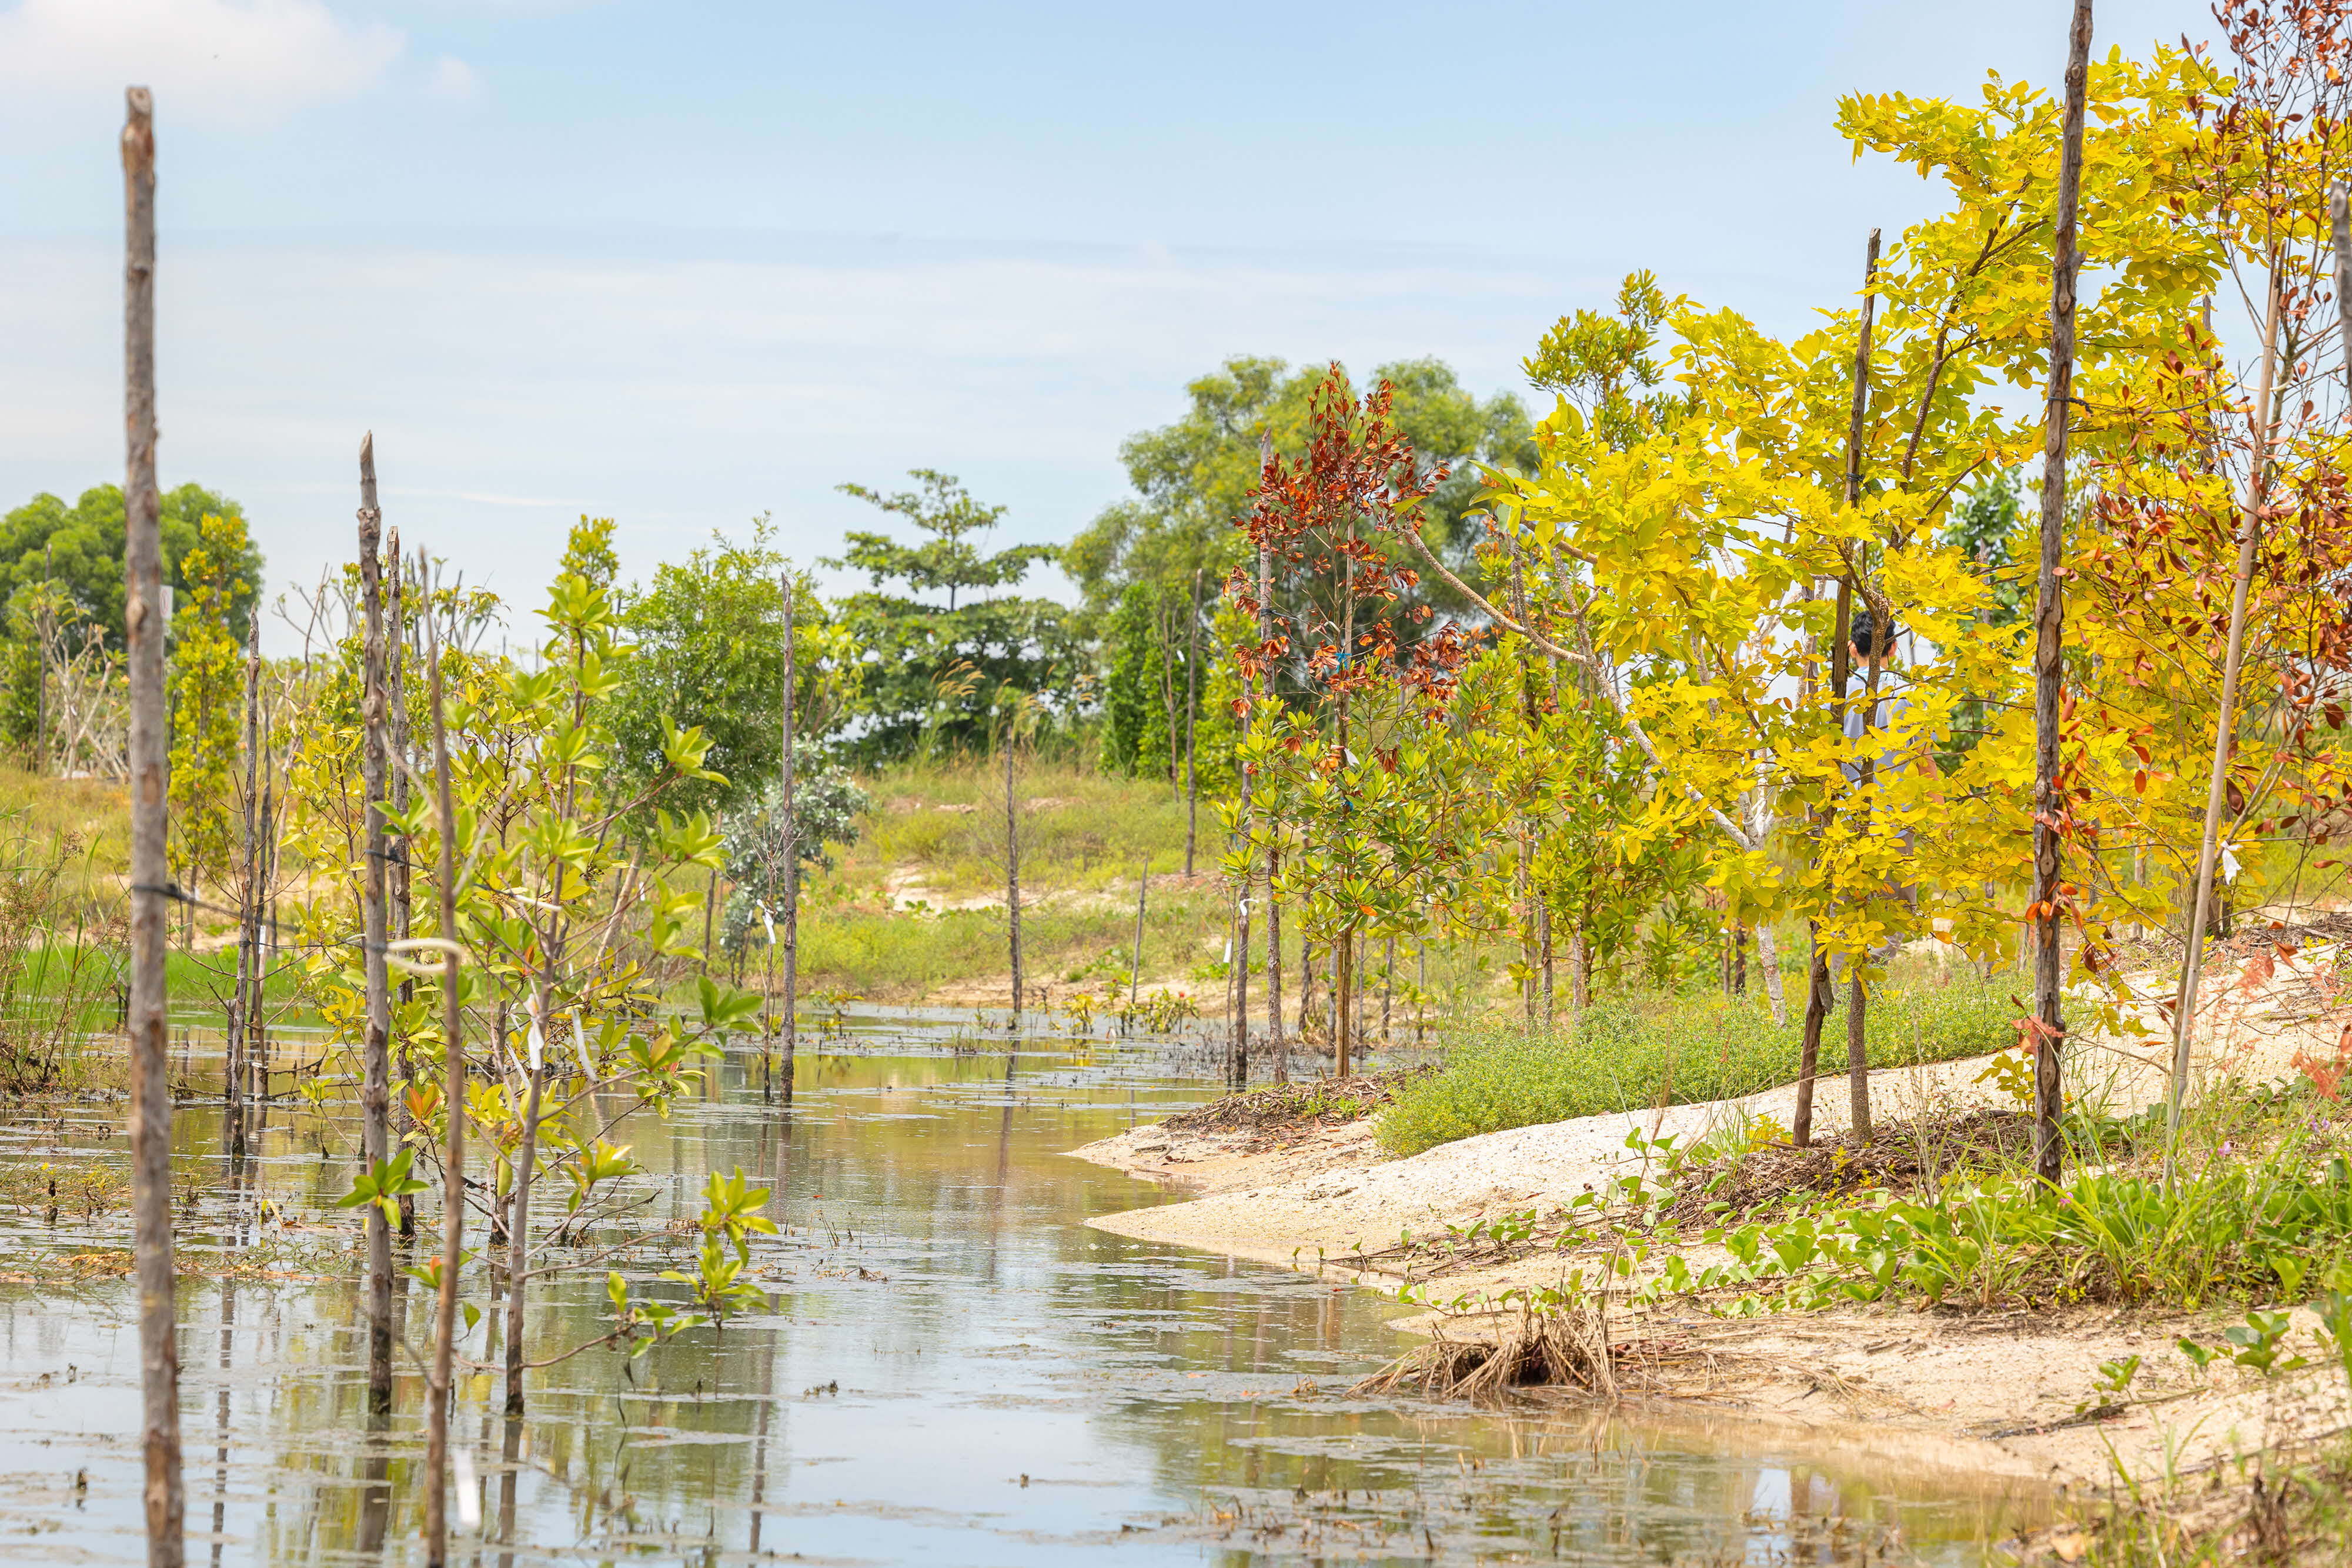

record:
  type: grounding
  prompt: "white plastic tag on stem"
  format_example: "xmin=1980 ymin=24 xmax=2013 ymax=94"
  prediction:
xmin=762 ymin=904 xmax=776 ymax=946
xmin=454 ymin=1446 xmax=480 ymax=1528
xmin=2220 ymin=844 xmax=2243 ymax=884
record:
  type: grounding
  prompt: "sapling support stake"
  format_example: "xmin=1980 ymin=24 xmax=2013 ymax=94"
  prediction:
xmin=1128 ymin=861 xmax=1148 ymax=1029
xmin=229 ymin=616 xmax=260 ymax=1140
xmin=1005 ymin=717 xmax=1022 ymax=1029
xmin=779 ymin=577 xmax=799 ymax=1099
xmin=2167 ymin=271 xmax=2285 ymax=1172
xmin=2032 ymin=0 xmax=2093 ymax=1187
xmin=2334 ymin=182 xmax=2352 ymax=397
xmin=422 ymin=574 xmax=466 ymax=1568
xmin=122 ymin=84 xmax=185 ymax=1568
xmin=1184 ymin=566 xmax=1201 ymax=877
xmin=356 ymin=433 xmax=395 ymax=1417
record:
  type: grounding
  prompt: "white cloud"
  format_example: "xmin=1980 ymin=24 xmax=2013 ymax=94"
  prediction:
xmin=0 ymin=0 xmax=403 ymax=123
xmin=427 ymin=54 xmax=479 ymax=100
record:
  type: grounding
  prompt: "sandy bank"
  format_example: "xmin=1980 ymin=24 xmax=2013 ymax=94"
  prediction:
xmin=1070 ymin=944 xmax=2352 ymax=1491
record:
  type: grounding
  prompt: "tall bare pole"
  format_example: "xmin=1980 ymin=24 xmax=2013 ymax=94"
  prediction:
xmin=1795 ymin=230 xmax=1877 ymax=1148
xmin=1184 ymin=567 xmax=1201 ymax=877
xmin=228 ymin=617 xmax=260 ymax=1135
xmin=356 ymin=434 xmax=395 ymax=1415
xmin=1230 ymin=573 xmax=1253 ymax=1089
xmin=122 ymin=83 xmax=185 ymax=1568
xmin=1843 ymin=228 xmax=1882 ymax=1146
xmin=1128 ymin=862 xmax=1148 ymax=1025
xmin=387 ymin=532 xmax=416 ymax=1239
xmin=2032 ymin=0 xmax=2094 ymax=1186
xmin=422 ymin=574 xmax=466 ymax=1568
xmin=778 ymin=577 xmax=799 ymax=1099
xmin=1005 ymin=726 xmax=1023 ymax=1027
xmin=1258 ymin=537 xmax=1285 ymax=1085
xmin=2334 ymin=183 xmax=2352 ymax=396
xmin=2167 ymin=280 xmax=2284 ymax=1155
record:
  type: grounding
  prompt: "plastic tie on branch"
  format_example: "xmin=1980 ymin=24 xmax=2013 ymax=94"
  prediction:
xmin=383 ymin=936 xmax=468 ymax=977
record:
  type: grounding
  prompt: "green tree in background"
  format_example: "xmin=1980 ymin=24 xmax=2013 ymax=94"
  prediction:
xmin=827 ymin=471 xmax=1078 ymax=760
xmin=0 ymin=482 xmax=263 ymax=647
xmin=606 ymin=516 xmax=861 ymax=821
xmin=168 ymin=510 xmax=254 ymax=902
xmin=1064 ymin=356 xmax=1536 ymax=620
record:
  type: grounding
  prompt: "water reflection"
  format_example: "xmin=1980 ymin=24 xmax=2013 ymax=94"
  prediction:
xmin=0 ymin=1018 xmax=2044 ymax=1563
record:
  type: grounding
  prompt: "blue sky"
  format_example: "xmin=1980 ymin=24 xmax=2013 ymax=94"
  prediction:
xmin=0 ymin=0 xmax=2204 ymax=647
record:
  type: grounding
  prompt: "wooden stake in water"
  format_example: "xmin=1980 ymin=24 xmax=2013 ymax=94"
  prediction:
xmin=422 ymin=574 xmax=466 ymax=1568
xmin=1005 ymin=723 xmax=1022 ymax=1028
xmin=1128 ymin=861 xmax=1148 ymax=1028
xmin=778 ymin=577 xmax=799 ymax=1099
xmin=356 ymin=433 xmax=395 ymax=1417
xmin=229 ymin=616 xmax=261 ymax=1136
xmin=121 ymin=83 xmax=186 ymax=1568
xmin=2033 ymin=0 xmax=2093 ymax=1186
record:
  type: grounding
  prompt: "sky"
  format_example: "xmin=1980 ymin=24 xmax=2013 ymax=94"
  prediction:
xmin=0 ymin=0 xmax=2211 ymax=650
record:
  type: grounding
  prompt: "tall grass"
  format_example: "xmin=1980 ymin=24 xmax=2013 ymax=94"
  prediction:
xmin=1378 ymin=976 xmax=2017 ymax=1155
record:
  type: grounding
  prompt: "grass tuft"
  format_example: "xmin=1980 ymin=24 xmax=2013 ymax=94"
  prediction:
xmin=1378 ymin=976 xmax=2016 ymax=1156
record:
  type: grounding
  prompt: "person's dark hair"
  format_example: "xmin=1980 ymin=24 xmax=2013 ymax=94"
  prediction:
xmin=1849 ymin=605 xmax=1900 ymax=660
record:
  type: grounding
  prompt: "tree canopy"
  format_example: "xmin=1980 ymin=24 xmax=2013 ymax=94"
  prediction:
xmin=0 ymin=482 xmax=263 ymax=647
xmin=1063 ymin=356 xmax=1535 ymax=618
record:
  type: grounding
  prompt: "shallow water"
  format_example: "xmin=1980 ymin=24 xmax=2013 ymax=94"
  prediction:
xmin=0 ymin=1017 xmax=2046 ymax=1564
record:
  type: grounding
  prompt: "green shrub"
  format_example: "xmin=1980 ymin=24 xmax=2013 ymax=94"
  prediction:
xmin=1378 ymin=978 xmax=2015 ymax=1156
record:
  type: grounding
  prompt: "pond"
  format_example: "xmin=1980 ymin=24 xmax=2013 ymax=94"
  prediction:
xmin=0 ymin=1015 xmax=2047 ymax=1564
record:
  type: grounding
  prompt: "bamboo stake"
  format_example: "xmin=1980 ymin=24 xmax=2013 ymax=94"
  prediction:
xmin=1128 ymin=861 xmax=1148 ymax=1027
xmin=388 ymin=533 xmax=417 ymax=1239
xmin=779 ymin=578 xmax=799 ymax=1099
xmin=1184 ymin=567 xmax=1200 ymax=877
xmin=1842 ymin=230 xmax=1881 ymax=1149
xmin=503 ymin=988 xmax=545 ymax=1416
xmin=122 ymin=84 xmax=185 ymax=1568
xmin=1231 ymin=566 xmax=1254 ymax=1089
xmin=422 ymin=573 xmax=465 ymax=1568
xmin=1005 ymin=723 xmax=1022 ymax=1029
xmin=2166 ymin=277 xmax=2284 ymax=1161
xmin=2335 ymin=182 xmax=2352 ymax=397
xmin=228 ymin=617 xmax=260 ymax=1138
xmin=1796 ymin=229 xmax=1878 ymax=1148
xmin=1259 ymin=539 xmax=1284 ymax=1084
xmin=356 ymin=434 xmax=394 ymax=1417
xmin=2033 ymin=0 xmax=2093 ymax=1186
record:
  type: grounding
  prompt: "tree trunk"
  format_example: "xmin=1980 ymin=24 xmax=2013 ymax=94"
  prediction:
xmin=2034 ymin=0 xmax=2093 ymax=1185
xmin=1795 ymin=926 xmax=1833 ymax=1148
xmin=422 ymin=589 xmax=466 ymax=1568
xmin=356 ymin=434 xmax=395 ymax=1418
xmin=779 ymin=584 xmax=798 ymax=1100
xmin=122 ymin=88 xmax=185 ymax=1568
